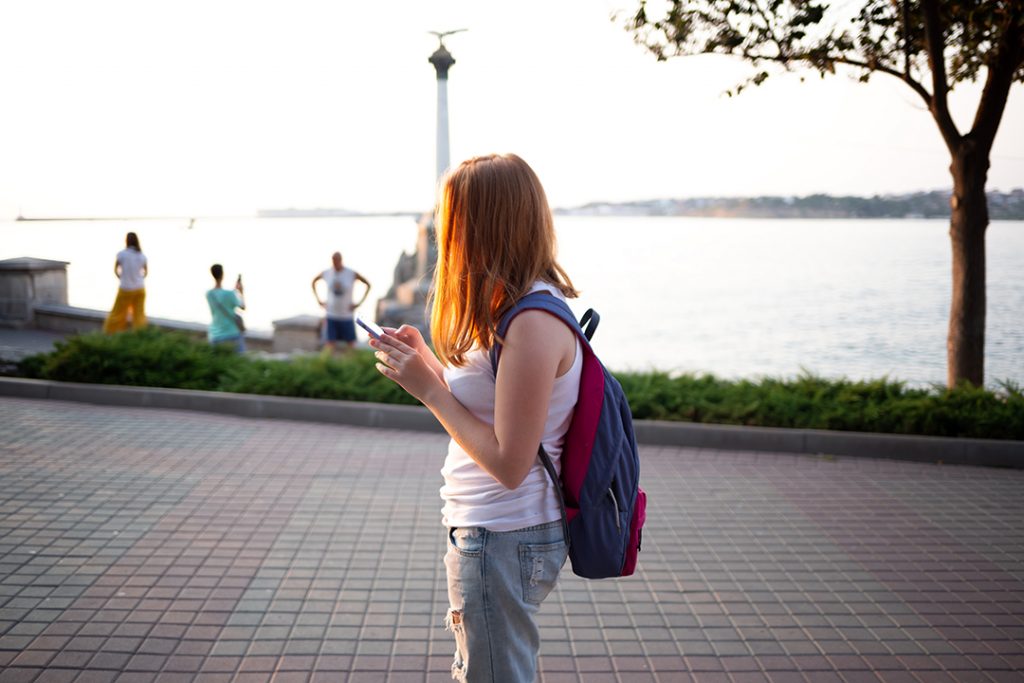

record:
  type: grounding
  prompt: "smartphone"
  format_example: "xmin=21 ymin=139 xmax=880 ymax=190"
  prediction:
xmin=355 ymin=314 xmax=384 ymax=340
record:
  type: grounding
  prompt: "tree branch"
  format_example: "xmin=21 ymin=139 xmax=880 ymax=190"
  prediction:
xmin=832 ymin=55 xmax=932 ymax=105
xmin=921 ymin=0 xmax=961 ymax=150
xmin=970 ymin=6 xmax=1024 ymax=152
xmin=900 ymin=0 xmax=913 ymax=80
xmin=742 ymin=50 xmax=933 ymax=106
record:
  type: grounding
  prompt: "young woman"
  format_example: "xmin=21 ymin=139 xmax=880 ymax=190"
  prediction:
xmin=102 ymin=231 xmax=148 ymax=333
xmin=371 ymin=154 xmax=582 ymax=682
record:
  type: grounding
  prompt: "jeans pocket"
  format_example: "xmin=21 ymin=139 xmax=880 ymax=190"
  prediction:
xmin=448 ymin=527 xmax=484 ymax=557
xmin=519 ymin=540 xmax=567 ymax=605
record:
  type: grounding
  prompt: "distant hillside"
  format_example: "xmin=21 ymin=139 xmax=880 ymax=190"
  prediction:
xmin=557 ymin=189 xmax=1024 ymax=220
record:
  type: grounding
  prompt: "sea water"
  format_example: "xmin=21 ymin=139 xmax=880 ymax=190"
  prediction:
xmin=3 ymin=216 xmax=1022 ymax=386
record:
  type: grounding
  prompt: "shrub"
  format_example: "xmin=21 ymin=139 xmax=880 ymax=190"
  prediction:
xmin=218 ymin=353 xmax=418 ymax=405
xmin=614 ymin=370 xmax=1024 ymax=440
xmin=16 ymin=328 xmax=1023 ymax=440
xmin=19 ymin=328 xmax=243 ymax=390
xmin=18 ymin=328 xmax=416 ymax=405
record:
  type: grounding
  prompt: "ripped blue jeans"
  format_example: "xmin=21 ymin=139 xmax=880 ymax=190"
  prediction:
xmin=444 ymin=521 xmax=568 ymax=683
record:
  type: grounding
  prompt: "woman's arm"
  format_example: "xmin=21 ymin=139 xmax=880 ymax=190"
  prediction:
xmin=373 ymin=311 xmax=574 ymax=489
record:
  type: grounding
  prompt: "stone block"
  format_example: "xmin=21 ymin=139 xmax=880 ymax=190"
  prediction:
xmin=272 ymin=315 xmax=321 ymax=353
xmin=33 ymin=304 xmax=106 ymax=334
xmin=0 ymin=257 xmax=69 ymax=325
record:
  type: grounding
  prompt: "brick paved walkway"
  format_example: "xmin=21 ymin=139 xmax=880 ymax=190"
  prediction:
xmin=1 ymin=397 xmax=1022 ymax=683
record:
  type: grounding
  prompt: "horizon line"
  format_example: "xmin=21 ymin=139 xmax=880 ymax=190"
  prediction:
xmin=10 ymin=187 xmax=1024 ymax=223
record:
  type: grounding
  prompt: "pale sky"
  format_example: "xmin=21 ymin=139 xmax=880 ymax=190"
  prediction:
xmin=1 ymin=0 xmax=1021 ymax=218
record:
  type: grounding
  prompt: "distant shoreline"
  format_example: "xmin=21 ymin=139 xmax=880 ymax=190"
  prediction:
xmin=556 ymin=189 xmax=1024 ymax=220
xmin=13 ymin=188 xmax=1024 ymax=222
xmin=12 ymin=211 xmax=422 ymax=222
xmin=256 ymin=209 xmax=421 ymax=219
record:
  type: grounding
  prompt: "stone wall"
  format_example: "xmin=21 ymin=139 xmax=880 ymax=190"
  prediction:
xmin=0 ymin=258 xmax=69 ymax=327
xmin=32 ymin=303 xmax=274 ymax=352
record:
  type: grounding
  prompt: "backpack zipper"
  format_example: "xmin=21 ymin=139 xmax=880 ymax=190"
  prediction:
xmin=608 ymin=486 xmax=621 ymax=533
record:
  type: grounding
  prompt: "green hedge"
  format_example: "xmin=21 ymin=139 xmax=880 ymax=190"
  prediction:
xmin=15 ymin=328 xmax=417 ymax=405
xmin=15 ymin=328 xmax=1024 ymax=440
xmin=617 ymin=372 xmax=1023 ymax=440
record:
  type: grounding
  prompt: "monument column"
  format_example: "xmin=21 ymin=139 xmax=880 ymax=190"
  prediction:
xmin=375 ymin=31 xmax=464 ymax=337
xmin=429 ymin=42 xmax=456 ymax=180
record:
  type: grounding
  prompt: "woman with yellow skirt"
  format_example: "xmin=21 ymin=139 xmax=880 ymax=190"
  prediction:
xmin=103 ymin=232 xmax=148 ymax=333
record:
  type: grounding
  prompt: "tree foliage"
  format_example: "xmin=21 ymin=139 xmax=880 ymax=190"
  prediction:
xmin=628 ymin=1 xmax=1023 ymax=142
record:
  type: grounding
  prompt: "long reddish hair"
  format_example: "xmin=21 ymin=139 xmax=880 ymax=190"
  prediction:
xmin=430 ymin=153 xmax=577 ymax=367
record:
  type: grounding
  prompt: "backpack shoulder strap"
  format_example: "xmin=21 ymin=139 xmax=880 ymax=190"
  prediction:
xmin=488 ymin=291 xmax=594 ymax=376
xmin=488 ymin=291 xmax=599 ymax=550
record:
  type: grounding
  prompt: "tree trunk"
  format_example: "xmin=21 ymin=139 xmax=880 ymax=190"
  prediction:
xmin=946 ymin=144 xmax=988 ymax=388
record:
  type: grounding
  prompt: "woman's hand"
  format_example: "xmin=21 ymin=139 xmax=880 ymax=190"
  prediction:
xmin=381 ymin=324 xmax=446 ymax=383
xmin=384 ymin=324 xmax=425 ymax=354
xmin=371 ymin=332 xmax=445 ymax=404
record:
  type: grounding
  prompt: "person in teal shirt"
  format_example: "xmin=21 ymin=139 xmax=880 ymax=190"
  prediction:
xmin=206 ymin=263 xmax=246 ymax=353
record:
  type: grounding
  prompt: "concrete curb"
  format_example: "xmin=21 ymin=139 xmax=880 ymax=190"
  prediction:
xmin=1 ymin=377 xmax=1020 ymax=468
xmin=0 ymin=377 xmax=443 ymax=434
xmin=633 ymin=420 xmax=1022 ymax=469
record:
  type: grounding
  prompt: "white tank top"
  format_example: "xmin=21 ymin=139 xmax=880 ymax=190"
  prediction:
xmin=117 ymin=248 xmax=147 ymax=291
xmin=323 ymin=267 xmax=357 ymax=319
xmin=440 ymin=282 xmax=582 ymax=531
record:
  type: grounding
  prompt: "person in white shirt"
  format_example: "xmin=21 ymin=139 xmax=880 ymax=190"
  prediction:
xmin=371 ymin=154 xmax=581 ymax=682
xmin=102 ymin=232 xmax=149 ymax=334
xmin=311 ymin=251 xmax=371 ymax=352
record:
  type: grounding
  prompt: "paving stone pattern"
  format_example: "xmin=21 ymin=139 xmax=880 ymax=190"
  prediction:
xmin=1 ymin=397 xmax=1023 ymax=683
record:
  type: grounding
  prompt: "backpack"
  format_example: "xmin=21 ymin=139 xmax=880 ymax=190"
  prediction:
xmin=491 ymin=292 xmax=647 ymax=579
